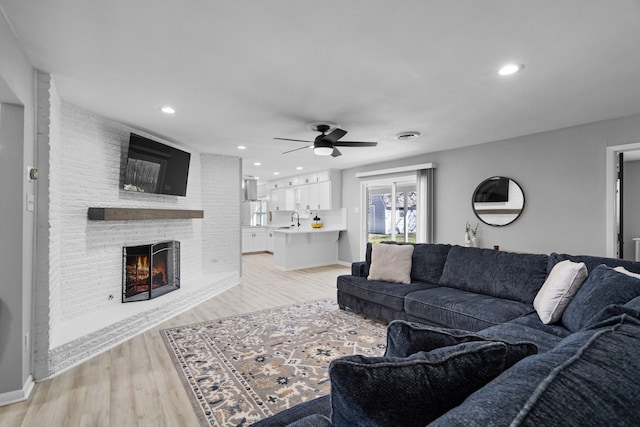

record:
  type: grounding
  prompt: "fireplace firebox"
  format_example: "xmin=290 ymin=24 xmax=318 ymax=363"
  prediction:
xmin=123 ymin=241 xmax=180 ymax=302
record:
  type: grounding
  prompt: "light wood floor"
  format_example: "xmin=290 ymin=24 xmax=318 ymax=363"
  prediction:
xmin=0 ymin=253 xmax=348 ymax=427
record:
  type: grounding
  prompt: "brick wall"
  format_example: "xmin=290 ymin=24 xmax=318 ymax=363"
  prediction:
xmin=33 ymin=73 xmax=240 ymax=378
xmin=201 ymin=154 xmax=241 ymax=273
xmin=56 ymin=102 xmax=205 ymax=320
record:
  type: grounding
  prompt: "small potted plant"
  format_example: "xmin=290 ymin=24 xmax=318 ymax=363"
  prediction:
xmin=465 ymin=222 xmax=478 ymax=247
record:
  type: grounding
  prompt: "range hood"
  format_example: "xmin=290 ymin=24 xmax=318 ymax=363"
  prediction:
xmin=243 ymin=179 xmax=258 ymax=201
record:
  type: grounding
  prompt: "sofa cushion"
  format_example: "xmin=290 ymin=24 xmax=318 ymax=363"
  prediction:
xmin=404 ymin=287 xmax=535 ymax=331
xmin=507 ymin=312 xmax=572 ymax=339
xmin=439 ymin=246 xmax=549 ymax=303
xmin=548 ymin=252 xmax=640 ymax=275
xmin=251 ymin=396 xmax=331 ymax=427
xmin=330 ymin=340 xmax=532 ymax=427
xmin=625 ymin=294 xmax=640 ymax=311
xmin=367 ymin=243 xmax=414 ymax=284
xmin=363 ymin=242 xmax=452 ymax=283
xmin=614 ymin=265 xmax=640 ymax=279
xmin=337 ymin=275 xmax=437 ymax=312
xmin=477 ymin=322 xmax=563 ymax=353
xmin=384 ymin=320 xmax=537 ymax=364
xmin=583 ymin=295 xmax=640 ymax=328
xmin=351 ymin=261 xmax=366 ymax=277
xmin=562 ymin=264 xmax=640 ymax=332
xmin=429 ymin=314 xmax=640 ymax=427
xmin=533 ymin=260 xmax=588 ymax=324
xmin=409 ymin=243 xmax=452 ymax=283
xmin=286 ymin=414 xmax=333 ymax=427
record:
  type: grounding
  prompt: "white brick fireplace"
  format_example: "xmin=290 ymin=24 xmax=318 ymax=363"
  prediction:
xmin=33 ymin=72 xmax=241 ymax=378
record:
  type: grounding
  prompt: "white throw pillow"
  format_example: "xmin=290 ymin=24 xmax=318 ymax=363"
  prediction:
xmin=534 ymin=260 xmax=588 ymax=324
xmin=614 ymin=266 xmax=640 ymax=279
xmin=367 ymin=243 xmax=414 ymax=284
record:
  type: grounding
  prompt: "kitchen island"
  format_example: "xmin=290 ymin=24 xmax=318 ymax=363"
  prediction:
xmin=272 ymin=227 xmax=344 ymax=271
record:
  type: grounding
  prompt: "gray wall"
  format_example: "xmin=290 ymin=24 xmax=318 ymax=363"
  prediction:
xmin=0 ymin=13 xmax=36 ymax=397
xmin=623 ymin=160 xmax=640 ymax=261
xmin=339 ymin=114 xmax=640 ymax=263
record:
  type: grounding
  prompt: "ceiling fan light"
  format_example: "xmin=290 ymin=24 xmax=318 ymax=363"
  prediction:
xmin=314 ymin=146 xmax=333 ymax=156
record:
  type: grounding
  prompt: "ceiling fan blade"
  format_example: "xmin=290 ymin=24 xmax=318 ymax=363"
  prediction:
xmin=282 ymin=145 xmax=312 ymax=154
xmin=331 ymin=147 xmax=342 ymax=157
xmin=323 ymin=128 xmax=347 ymax=143
xmin=334 ymin=141 xmax=378 ymax=147
xmin=274 ymin=137 xmax=313 ymax=143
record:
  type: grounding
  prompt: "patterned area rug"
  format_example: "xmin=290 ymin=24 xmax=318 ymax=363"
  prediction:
xmin=161 ymin=299 xmax=386 ymax=426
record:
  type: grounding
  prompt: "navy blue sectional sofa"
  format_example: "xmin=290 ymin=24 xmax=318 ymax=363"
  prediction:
xmin=254 ymin=244 xmax=640 ymax=426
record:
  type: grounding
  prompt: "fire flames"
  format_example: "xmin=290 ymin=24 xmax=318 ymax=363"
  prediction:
xmin=125 ymin=255 xmax=168 ymax=294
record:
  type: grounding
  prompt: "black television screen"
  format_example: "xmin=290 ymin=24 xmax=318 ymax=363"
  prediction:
xmin=474 ymin=177 xmax=510 ymax=202
xmin=123 ymin=133 xmax=191 ymax=196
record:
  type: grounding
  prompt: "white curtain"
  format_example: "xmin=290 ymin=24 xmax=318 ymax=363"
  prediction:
xmin=416 ymin=168 xmax=434 ymax=243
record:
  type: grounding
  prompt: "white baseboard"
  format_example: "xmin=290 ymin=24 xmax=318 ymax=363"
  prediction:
xmin=0 ymin=375 xmax=34 ymax=407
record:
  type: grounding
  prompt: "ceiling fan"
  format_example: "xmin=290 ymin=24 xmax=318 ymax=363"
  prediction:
xmin=275 ymin=124 xmax=378 ymax=157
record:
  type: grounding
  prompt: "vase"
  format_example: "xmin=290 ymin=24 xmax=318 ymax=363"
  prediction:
xmin=471 ymin=235 xmax=477 ymax=247
xmin=464 ymin=232 xmax=472 ymax=247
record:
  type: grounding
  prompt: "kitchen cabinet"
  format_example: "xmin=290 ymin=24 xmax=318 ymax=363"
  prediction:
xmin=270 ymin=188 xmax=295 ymax=211
xmin=307 ymin=181 xmax=332 ymax=210
xmin=294 ymin=182 xmax=331 ymax=211
xmin=301 ymin=170 xmax=330 ymax=184
xmin=295 ymin=186 xmax=308 ymax=210
xmin=268 ymin=169 xmax=341 ymax=212
xmin=270 ymin=189 xmax=282 ymax=211
xmin=242 ymin=227 xmax=267 ymax=253
xmin=266 ymin=229 xmax=274 ymax=253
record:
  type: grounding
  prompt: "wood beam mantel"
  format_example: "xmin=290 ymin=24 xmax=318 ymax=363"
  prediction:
xmin=88 ymin=207 xmax=204 ymax=221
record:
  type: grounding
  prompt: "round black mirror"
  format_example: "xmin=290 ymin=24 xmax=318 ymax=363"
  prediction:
xmin=472 ymin=177 xmax=525 ymax=226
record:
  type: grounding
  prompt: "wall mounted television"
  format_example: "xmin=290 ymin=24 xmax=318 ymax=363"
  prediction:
xmin=123 ymin=133 xmax=191 ymax=197
xmin=474 ymin=177 xmax=510 ymax=202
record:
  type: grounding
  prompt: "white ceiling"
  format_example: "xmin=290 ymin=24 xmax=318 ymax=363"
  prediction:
xmin=3 ymin=0 xmax=640 ymax=181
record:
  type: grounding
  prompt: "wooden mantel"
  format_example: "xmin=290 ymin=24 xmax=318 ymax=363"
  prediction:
xmin=88 ymin=207 xmax=204 ymax=221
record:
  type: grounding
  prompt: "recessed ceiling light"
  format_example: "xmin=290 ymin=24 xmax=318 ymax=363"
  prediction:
xmin=394 ymin=131 xmax=421 ymax=141
xmin=498 ymin=64 xmax=524 ymax=76
xmin=237 ymin=145 xmax=246 ymax=150
xmin=273 ymin=172 xmax=280 ymax=175
xmin=253 ymin=162 xmax=262 ymax=166
xmin=161 ymin=106 xmax=175 ymax=114
xmin=296 ymin=166 xmax=303 ymax=170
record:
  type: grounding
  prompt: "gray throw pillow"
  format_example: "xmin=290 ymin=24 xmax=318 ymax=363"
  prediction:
xmin=367 ymin=243 xmax=414 ymax=284
xmin=329 ymin=340 xmax=534 ymax=427
xmin=562 ymin=264 xmax=640 ymax=332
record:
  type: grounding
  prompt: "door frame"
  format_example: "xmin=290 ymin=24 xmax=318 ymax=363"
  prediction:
xmin=359 ymin=174 xmax=416 ymax=257
xmin=606 ymin=142 xmax=640 ymax=257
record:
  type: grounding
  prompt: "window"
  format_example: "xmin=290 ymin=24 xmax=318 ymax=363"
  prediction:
xmin=358 ymin=165 xmax=435 ymax=257
xmin=366 ymin=181 xmax=417 ymax=244
xmin=251 ymin=199 xmax=268 ymax=226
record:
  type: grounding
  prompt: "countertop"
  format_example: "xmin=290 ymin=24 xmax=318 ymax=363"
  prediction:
xmin=272 ymin=227 xmax=344 ymax=234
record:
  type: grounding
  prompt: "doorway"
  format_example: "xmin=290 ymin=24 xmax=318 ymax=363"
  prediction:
xmin=361 ymin=175 xmax=418 ymax=254
xmin=366 ymin=181 xmax=417 ymax=244
xmin=606 ymin=143 xmax=640 ymax=259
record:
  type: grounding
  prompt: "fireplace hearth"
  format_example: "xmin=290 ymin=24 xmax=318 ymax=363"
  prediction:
xmin=123 ymin=241 xmax=180 ymax=302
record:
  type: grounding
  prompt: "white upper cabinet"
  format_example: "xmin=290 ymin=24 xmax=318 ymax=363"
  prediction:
xmin=268 ymin=169 xmax=341 ymax=212
xmin=270 ymin=188 xmax=295 ymax=211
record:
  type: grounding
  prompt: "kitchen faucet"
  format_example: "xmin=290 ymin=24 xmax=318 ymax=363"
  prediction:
xmin=291 ymin=211 xmax=300 ymax=228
